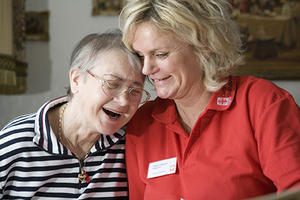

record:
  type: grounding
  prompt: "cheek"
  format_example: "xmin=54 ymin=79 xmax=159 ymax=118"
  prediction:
xmin=156 ymin=59 xmax=177 ymax=73
xmin=128 ymin=105 xmax=139 ymax=116
xmin=94 ymin=96 xmax=110 ymax=111
xmin=86 ymin=95 xmax=109 ymax=115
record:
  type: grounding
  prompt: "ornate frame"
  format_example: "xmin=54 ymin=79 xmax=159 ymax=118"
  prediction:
xmin=232 ymin=51 xmax=300 ymax=80
xmin=25 ymin=11 xmax=49 ymax=41
xmin=92 ymin=0 xmax=126 ymax=16
xmin=233 ymin=62 xmax=300 ymax=80
xmin=0 ymin=0 xmax=27 ymax=94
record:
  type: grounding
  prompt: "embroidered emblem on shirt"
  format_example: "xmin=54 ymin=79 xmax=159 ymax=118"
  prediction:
xmin=217 ymin=97 xmax=231 ymax=106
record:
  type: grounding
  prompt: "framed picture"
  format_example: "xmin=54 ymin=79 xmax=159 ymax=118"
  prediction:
xmin=92 ymin=0 xmax=126 ymax=16
xmin=232 ymin=13 xmax=300 ymax=80
xmin=232 ymin=44 xmax=300 ymax=80
xmin=25 ymin=11 xmax=49 ymax=41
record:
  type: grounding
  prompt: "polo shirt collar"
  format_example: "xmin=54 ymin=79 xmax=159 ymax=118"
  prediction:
xmin=207 ymin=76 xmax=236 ymax=111
xmin=33 ymin=96 xmax=126 ymax=155
xmin=151 ymin=76 xmax=237 ymax=124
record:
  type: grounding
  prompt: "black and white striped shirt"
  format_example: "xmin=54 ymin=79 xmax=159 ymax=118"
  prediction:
xmin=0 ymin=96 xmax=128 ymax=199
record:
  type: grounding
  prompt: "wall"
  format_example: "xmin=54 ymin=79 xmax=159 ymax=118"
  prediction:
xmin=0 ymin=0 xmax=299 ymax=127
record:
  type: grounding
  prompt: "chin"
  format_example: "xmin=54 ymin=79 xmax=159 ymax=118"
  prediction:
xmin=156 ymin=88 xmax=174 ymax=99
xmin=97 ymin=125 xmax=119 ymax=135
xmin=157 ymin=92 xmax=173 ymax=99
xmin=101 ymin=129 xmax=117 ymax=135
xmin=157 ymin=95 xmax=170 ymax=99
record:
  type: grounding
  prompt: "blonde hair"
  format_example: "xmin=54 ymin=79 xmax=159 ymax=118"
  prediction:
xmin=119 ymin=0 xmax=244 ymax=92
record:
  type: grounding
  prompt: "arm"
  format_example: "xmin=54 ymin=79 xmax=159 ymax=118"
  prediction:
xmin=255 ymin=95 xmax=300 ymax=191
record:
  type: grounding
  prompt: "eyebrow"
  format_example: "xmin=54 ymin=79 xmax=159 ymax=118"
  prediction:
xmin=133 ymin=47 xmax=165 ymax=55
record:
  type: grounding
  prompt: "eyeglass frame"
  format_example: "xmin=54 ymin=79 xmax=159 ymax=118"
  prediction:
xmin=86 ymin=70 xmax=151 ymax=105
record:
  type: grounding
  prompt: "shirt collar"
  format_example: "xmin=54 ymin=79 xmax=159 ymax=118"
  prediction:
xmin=151 ymin=76 xmax=237 ymax=124
xmin=207 ymin=76 xmax=236 ymax=111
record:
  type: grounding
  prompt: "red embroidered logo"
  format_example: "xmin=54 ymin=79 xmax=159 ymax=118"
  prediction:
xmin=217 ymin=97 xmax=231 ymax=106
xmin=169 ymin=164 xmax=176 ymax=172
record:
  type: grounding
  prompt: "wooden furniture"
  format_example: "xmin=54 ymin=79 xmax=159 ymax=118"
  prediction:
xmin=252 ymin=38 xmax=278 ymax=59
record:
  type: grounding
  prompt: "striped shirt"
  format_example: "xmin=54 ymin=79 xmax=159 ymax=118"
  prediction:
xmin=0 ymin=96 xmax=128 ymax=199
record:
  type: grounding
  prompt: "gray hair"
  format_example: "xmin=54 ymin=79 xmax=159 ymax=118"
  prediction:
xmin=67 ymin=29 xmax=142 ymax=97
xmin=119 ymin=0 xmax=244 ymax=92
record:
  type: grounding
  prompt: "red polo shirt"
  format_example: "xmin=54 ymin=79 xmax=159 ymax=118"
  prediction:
xmin=126 ymin=76 xmax=300 ymax=200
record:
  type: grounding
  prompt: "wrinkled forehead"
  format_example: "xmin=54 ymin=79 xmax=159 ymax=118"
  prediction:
xmin=91 ymin=50 xmax=145 ymax=85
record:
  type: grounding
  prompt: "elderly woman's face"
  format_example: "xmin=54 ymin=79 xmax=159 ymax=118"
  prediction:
xmin=71 ymin=50 xmax=144 ymax=135
xmin=132 ymin=22 xmax=202 ymax=100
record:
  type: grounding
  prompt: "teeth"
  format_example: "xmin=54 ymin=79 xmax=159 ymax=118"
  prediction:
xmin=103 ymin=108 xmax=121 ymax=119
xmin=154 ymin=76 xmax=170 ymax=82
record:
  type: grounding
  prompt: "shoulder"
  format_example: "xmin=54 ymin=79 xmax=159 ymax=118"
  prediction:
xmin=1 ymin=113 xmax=36 ymax=132
xmin=0 ymin=114 xmax=36 ymax=164
xmin=233 ymin=76 xmax=299 ymax=117
xmin=131 ymin=99 xmax=159 ymax=120
xmin=0 ymin=113 xmax=36 ymax=142
xmin=126 ymin=98 xmax=168 ymax=136
xmin=235 ymin=76 xmax=294 ymax=104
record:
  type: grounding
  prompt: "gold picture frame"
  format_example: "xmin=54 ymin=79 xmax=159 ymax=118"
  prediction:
xmin=232 ymin=13 xmax=300 ymax=80
xmin=25 ymin=11 xmax=49 ymax=41
xmin=232 ymin=48 xmax=300 ymax=80
xmin=92 ymin=0 xmax=126 ymax=16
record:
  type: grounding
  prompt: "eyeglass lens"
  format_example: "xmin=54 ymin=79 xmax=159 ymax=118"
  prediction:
xmin=102 ymin=83 xmax=149 ymax=104
xmin=87 ymin=70 xmax=150 ymax=104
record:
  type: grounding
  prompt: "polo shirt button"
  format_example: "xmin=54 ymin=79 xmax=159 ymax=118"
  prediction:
xmin=180 ymin=198 xmax=184 ymax=200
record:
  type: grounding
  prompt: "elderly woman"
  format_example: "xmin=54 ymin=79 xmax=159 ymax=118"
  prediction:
xmin=0 ymin=29 xmax=150 ymax=199
xmin=119 ymin=0 xmax=300 ymax=199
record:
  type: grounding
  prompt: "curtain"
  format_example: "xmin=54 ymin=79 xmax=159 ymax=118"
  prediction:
xmin=0 ymin=0 xmax=27 ymax=94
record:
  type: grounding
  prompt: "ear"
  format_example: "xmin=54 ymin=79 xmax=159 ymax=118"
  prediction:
xmin=69 ymin=68 xmax=81 ymax=94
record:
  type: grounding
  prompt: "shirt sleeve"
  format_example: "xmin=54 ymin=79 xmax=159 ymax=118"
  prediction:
xmin=255 ymin=94 xmax=300 ymax=191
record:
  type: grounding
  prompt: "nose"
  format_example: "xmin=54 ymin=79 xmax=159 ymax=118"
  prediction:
xmin=114 ymin=91 xmax=131 ymax=106
xmin=142 ymin=56 xmax=158 ymax=75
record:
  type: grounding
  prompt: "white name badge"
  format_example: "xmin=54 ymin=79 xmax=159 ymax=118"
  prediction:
xmin=147 ymin=157 xmax=177 ymax=179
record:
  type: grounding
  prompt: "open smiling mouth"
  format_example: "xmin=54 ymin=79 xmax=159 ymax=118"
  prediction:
xmin=103 ymin=108 xmax=121 ymax=119
xmin=153 ymin=75 xmax=171 ymax=82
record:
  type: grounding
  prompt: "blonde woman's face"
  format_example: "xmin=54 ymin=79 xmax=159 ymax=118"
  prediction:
xmin=132 ymin=22 xmax=202 ymax=100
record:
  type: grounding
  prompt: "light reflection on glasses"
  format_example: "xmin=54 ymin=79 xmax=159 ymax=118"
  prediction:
xmin=87 ymin=70 xmax=150 ymax=105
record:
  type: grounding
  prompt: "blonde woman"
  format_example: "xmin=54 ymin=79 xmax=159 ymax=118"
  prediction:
xmin=119 ymin=0 xmax=300 ymax=199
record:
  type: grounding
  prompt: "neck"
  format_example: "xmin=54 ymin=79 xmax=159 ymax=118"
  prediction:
xmin=175 ymin=88 xmax=212 ymax=135
xmin=58 ymin=102 xmax=99 ymax=160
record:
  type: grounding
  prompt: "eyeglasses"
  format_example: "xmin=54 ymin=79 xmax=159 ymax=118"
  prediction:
xmin=87 ymin=70 xmax=150 ymax=105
